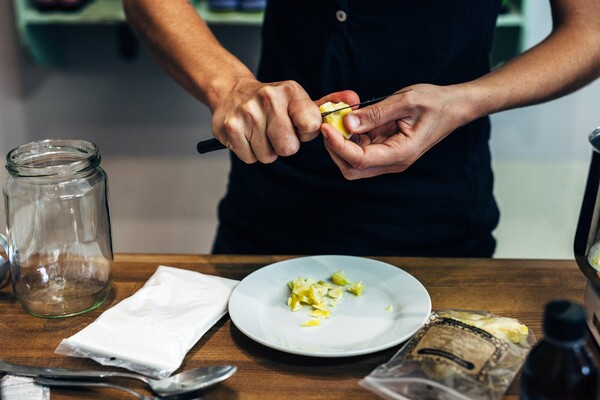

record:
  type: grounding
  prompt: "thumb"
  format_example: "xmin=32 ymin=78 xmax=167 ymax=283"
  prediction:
xmin=344 ymin=113 xmax=361 ymax=133
xmin=345 ymin=87 xmax=416 ymax=134
xmin=345 ymin=101 xmax=400 ymax=135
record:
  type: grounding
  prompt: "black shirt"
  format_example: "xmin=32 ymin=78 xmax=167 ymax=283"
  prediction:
xmin=213 ymin=0 xmax=502 ymax=257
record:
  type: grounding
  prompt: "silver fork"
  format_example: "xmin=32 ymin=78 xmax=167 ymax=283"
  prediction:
xmin=34 ymin=376 xmax=161 ymax=400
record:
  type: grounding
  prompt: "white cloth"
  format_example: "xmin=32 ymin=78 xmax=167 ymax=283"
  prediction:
xmin=55 ymin=265 xmax=239 ymax=378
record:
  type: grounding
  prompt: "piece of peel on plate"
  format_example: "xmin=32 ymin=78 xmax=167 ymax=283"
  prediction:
xmin=319 ymin=102 xmax=353 ymax=139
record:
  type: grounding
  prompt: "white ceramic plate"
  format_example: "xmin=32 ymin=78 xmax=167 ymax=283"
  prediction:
xmin=228 ymin=255 xmax=431 ymax=357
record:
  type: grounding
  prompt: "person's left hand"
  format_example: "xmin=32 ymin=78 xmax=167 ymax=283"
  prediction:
xmin=321 ymin=84 xmax=472 ymax=180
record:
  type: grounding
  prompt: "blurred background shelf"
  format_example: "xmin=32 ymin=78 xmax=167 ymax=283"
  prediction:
xmin=197 ymin=1 xmax=263 ymax=25
xmin=496 ymin=12 xmax=524 ymax=27
xmin=13 ymin=0 xmax=526 ymax=66
xmin=14 ymin=0 xmax=264 ymax=25
xmin=12 ymin=0 xmax=264 ymax=65
xmin=14 ymin=0 xmax=125 ymax=24
xmin=493 ymin=0 xmax=527 ymax=67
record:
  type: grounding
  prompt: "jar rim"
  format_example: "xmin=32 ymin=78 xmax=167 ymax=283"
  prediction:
xmin=5 ymin=139 xmax=100 ymax=178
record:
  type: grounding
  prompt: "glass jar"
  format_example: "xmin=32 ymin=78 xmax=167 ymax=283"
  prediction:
xmin=0 ymin=139 xmax=113 ymax=318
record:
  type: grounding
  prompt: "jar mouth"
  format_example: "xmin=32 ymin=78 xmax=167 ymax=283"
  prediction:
xmin=6 ymin=139 xmax=100 ymax=178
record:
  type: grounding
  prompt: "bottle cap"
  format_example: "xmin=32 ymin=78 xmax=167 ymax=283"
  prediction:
xmin=543 ymin=300 xmax=587 ymax=342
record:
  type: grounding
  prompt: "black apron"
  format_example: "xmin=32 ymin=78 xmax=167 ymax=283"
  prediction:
xmin=213 ymin=0 xmax=501 ymax=257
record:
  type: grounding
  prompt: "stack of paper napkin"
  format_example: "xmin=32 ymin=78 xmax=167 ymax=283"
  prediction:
xmin=55 ymin=265 xmax=239 ymax=378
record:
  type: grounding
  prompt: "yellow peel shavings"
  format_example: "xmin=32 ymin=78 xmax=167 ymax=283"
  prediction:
xmin=287 ymin=270 xmax=365 ymax=327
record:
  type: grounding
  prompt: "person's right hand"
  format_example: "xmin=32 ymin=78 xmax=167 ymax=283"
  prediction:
xmin=210 ymin=78 xmax=322 ymax=164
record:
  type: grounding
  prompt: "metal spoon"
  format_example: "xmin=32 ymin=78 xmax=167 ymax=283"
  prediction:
xmin=0 ymin=361 xmax=236 ymax=397
xmin=34 ymin=376 xmax=160 ymax=400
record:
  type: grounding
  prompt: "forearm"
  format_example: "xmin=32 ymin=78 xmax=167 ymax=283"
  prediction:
xmin=122 ymin=0 xmax=255 ymax=111
xmin=460 ymin=0 xmax=600 ymax=121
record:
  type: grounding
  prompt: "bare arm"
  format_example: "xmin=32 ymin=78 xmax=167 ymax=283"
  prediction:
xmin=324 ymin=0 xmax=600 ymax=179
xmin=123 ymin=0 xmax=250 ymax=109
xmin=122 ymin=0 xmax=322 ymax=163
xmin=463 ymin=0 xmax=600 ymax=119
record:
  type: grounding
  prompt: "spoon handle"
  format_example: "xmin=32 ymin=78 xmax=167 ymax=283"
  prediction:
xmin=0 ymin=360 xmax=143 ymax=382
xmin=34 ymin=377 xmax=158 ymax=400
xmin=1 ymin=360 xmax=236 ymax=396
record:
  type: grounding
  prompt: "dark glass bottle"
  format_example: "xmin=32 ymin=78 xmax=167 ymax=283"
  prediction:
xmin=520 ymin=300 xmax=598 ymax=400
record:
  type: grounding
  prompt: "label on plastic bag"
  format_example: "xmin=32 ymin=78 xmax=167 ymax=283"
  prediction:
xmin=407 ymin=318 xmax=502 ymax=379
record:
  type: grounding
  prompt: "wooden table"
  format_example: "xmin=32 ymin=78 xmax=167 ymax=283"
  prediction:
xmin=0 ymin=254 xmax=598 ymax=399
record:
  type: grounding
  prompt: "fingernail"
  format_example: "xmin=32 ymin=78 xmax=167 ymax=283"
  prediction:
xmin=346 ymin=115 xmax=359 ymax=131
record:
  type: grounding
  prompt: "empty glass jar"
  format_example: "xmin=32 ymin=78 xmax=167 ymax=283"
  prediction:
xmin=1 ymin=139 xmax=113 ymax=318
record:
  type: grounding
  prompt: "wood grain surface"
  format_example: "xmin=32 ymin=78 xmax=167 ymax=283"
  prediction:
xmin=0 ymin=254 xmax=597 ymax=399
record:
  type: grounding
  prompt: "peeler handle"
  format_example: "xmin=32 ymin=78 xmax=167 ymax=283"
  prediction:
xmin=197 ymin=138 xmax=226 ymax=154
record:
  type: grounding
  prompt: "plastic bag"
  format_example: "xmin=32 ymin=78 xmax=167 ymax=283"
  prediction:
xmin=55 ymin=266 xmax=238 ymax=379
xmin=360 ymin=309 xmax=536 ymax=400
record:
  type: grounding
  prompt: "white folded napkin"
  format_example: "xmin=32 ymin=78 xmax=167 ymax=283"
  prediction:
xmin=55 ymin=265 xmax=239 ymax=379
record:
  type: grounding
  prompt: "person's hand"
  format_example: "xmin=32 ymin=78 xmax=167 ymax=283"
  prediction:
xmin=210 ymin=78 xmax=322 ymax=164
xmin=321 ymin=84 xmax=472 ymax=179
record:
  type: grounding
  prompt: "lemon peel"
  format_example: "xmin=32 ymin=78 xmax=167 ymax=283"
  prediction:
xmin=288 ymin=270 xmax=366 ymax=328
xmin=310 ymin=309 xmax=331 ymax=319
xmin=331 ymin=270 xmax=350 ymax=286
xmin=300 ymin=319 xmax=321 ymax=327
xmin=348 ymin=280 xmax=365 ymax=296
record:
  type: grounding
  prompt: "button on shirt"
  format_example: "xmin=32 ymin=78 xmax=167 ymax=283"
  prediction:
xmin=215 ymin=0 xmax=502 ymax=257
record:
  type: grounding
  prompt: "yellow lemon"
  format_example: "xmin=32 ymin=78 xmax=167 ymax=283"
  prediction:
xmin=319 ymin=102 xmax=353 ymax=139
